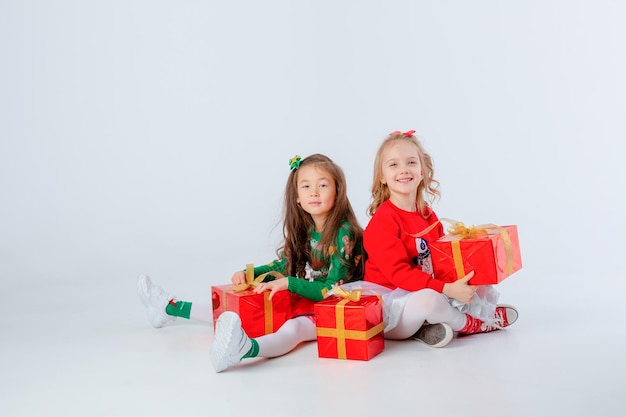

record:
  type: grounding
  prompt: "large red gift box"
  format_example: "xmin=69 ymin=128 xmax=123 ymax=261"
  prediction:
xmin=430 ymin=224 xmax=522 ymax=285
xmin=211 ymin=265 xmax=292 ymax=338
xmin=314 ymin=293 xmax=384 ymax=361
xmin=211 ymin=284 xmax=292 ymax=338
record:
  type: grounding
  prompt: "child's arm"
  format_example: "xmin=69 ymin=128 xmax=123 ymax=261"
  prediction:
xmin=255 ymin=227 xmax=356 ymax=301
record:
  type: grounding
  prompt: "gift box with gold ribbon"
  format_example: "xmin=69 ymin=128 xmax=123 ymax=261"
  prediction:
xmin=314 ymin=289 xmax=384 ymax=361
xmin=429 ymin=221 xmax=522 ymax=285
xmin=211 ymin=264 xmax=292 ymax=338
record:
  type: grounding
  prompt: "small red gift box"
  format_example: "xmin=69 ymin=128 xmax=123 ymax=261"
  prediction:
xmin=314 ymin=293 xmax=384 ymax=361
xmin=430 ymin=223 xmax=522 ymax=285
xmin=211 ymin=265 xmax=292 ymax=338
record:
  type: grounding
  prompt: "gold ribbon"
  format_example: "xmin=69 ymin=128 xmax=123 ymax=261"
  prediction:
xmin=262 ymin=292 xmax=272 ymax=334
xmin=316 ymin=295 xmax=383 ymax=359
xmin=233 ymin=264 xmax=286 ymax=334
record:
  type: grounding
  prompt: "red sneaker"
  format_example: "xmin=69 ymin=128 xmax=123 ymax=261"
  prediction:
xmin=458 ymin=304 xmax=518 ymax=335
xmin=494 ymin=304 xmax=518 ymax=328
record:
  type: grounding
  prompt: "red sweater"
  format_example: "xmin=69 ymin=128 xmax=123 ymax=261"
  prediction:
xmin=363 ymin=200 xmax=445 ymax=292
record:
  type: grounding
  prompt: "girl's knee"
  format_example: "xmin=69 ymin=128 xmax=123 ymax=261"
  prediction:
xmin=409 ymin=289 xmax=447 ymax=311
xmin=277 ymin=316 xmax=316 ymax=340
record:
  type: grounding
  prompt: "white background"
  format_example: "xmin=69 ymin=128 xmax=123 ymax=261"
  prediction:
xmin=1 ymin=1 xmax=625 ymax=416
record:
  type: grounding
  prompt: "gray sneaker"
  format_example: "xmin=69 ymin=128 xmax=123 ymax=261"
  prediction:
xmin=210 ymin=312 xmax=252 ymax=373
xmin=412 ymin=322 xmax=453 ymax=348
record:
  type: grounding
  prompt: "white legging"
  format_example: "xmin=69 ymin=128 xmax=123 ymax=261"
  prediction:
xmin=187 ymin=302 xmax=316 ymax=358
xmin=256 ymin=316 xmax=317 ymax=358
xmin=254 ymin=290 xmax=468 ymax=355
xmin=384 ymin=289 xmax=467 ymax=340
xmin=188 ymin=304 xmax=316 ymax=358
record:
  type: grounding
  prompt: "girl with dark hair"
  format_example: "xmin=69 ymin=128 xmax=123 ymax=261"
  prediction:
xmin=137 ymin=154 xmax=363 ymax=372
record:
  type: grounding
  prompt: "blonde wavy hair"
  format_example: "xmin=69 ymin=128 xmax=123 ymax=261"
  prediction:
xmin=368 ymin=131 xmax=440 ymax=217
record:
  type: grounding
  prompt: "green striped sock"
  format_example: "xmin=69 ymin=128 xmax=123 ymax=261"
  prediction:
xmin=165 ymin=300 xmax=192 ymax=319
xmin=242 ymin=338 xmax=259 ymax=359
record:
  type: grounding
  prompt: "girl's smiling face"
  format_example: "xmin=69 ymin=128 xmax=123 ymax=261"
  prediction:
xmin=296 ymin=164 xmax=336 ymax=230
xmin=381 ymin=140 xmax=423 ymax=209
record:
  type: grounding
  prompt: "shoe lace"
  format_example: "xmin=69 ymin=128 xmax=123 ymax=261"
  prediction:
xmin=490 ymin=309 xmax=508 ymax=330
xmin=473 ymin=312 xmax=504 ymax=333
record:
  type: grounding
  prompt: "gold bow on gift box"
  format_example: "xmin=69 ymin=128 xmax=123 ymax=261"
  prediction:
xmin=444 ymin=219 xmax=491 ymax=239
xmin=233 ymin=264 xmax=285 ymax=292
xmin=332 ymin=286 xmax=362 ymax=302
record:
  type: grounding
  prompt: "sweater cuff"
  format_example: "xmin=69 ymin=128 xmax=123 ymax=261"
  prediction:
xmin=426 ymin=278 xmax=445 ymax=293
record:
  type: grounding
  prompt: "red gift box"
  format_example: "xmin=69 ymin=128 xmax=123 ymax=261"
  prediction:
xmin=314 ymin=293 xmax=384 ymax=361
xmin=430 ymin=223 xmax=522 ymax=285
xmin=211 ymin=284 xmax=292 ymax=338
xmin=211 ymin=265 xmax=292 ymax=338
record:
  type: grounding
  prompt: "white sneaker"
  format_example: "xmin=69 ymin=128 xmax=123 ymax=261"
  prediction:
xmin=210 ymin=312 xmax=252 ymax=373
xmin=136 ymin=274 xmax=176 ymax=328
xmin=412 ymin=322 xmax=453 ymax=348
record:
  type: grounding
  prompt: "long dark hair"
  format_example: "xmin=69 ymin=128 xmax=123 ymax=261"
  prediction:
xmin=280 ymin=154 xmax=363 ymax=281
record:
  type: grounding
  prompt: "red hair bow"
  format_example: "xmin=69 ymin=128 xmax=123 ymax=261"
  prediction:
xmin=391 ymin=130 xmax=416 ymax=137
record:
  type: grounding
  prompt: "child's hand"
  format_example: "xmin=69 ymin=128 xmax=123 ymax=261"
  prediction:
xmin=253 ymin=278 xmax=289 ymax=300
xmin=442 ymin=271 xmax=476 ymax=303
xmin=231 ymin=270 xmax=247 ymax=286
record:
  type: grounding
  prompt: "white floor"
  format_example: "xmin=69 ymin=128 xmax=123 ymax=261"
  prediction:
xmin=2 ymin=270 xmax=624 ymax=417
